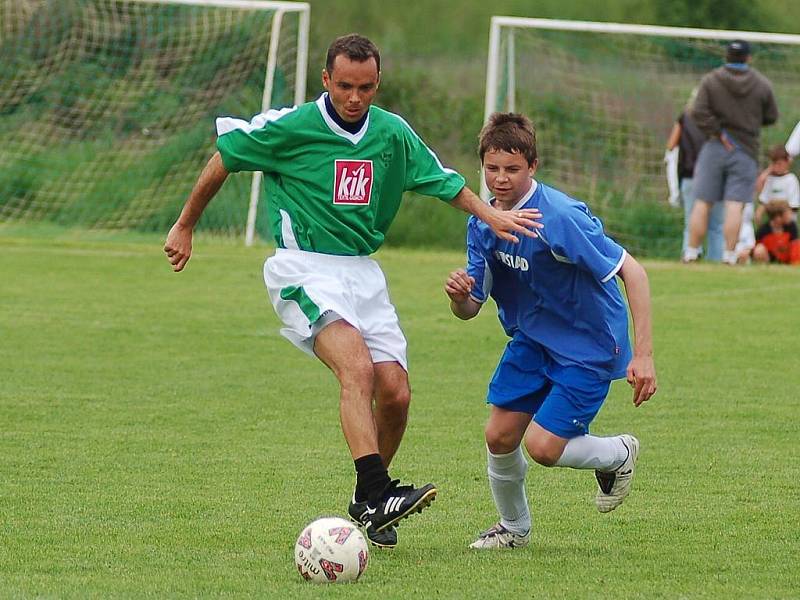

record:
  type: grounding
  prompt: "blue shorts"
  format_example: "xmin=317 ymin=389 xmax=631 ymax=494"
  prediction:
xmin=487 ymin=333 xmax=612 ymax=438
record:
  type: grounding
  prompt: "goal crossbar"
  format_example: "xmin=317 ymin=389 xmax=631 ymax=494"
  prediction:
xmin=132 ymin=0 xmax=309 ymax=12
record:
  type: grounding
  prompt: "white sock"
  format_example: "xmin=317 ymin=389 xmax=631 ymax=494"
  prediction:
xmin=487 ymin=445 xmax=531 ymax=535
xmin=555 ymin=435 xmax=628 ymax=471
xmin=722 ymin=250 xmax=738 ymax=265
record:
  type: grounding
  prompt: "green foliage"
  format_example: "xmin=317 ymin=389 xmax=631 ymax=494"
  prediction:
xmin=651 ymin=0 xmax=770 ymax=31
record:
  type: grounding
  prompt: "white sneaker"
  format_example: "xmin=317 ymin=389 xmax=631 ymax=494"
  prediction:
xmin=595 ymin=435 xmax=640 ymax=513
xmin=469 ymin=523 xmax=530 ymax=549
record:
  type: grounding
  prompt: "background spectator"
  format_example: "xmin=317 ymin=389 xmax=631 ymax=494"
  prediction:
xmin=685 ymin=39 xmax=778 ymax=264
xmin=665 ymin=95 xmax=725 ymax=261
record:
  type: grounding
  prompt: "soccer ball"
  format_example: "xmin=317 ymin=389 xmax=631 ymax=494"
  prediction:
xmin=294 ymin=516 xmax=369 ymax=583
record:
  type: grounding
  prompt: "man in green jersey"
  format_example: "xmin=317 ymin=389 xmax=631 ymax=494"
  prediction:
xmin=164 ymin=34 xmax=540 ymax=548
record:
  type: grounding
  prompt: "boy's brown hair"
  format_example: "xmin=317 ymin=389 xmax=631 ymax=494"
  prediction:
xmin=767 ymin=144 xmax=790 ymax=162
xmin=479 ymin=112 xmax=537 ymax=165
xmin=765 ymin=199 xmax=791 ymax=220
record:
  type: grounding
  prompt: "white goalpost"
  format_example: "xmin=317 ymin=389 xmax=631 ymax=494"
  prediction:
xmin=0 ymin=0 xmax=309 ymax=243
xmin=484 ymin=17 xmax=800 ymax=253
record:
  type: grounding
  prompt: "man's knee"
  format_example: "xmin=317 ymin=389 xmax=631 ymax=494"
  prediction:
xmin=339 ymin=359 xmax=375 ymax=394
xmin=378 ymin=382 xmax=410 ymax=416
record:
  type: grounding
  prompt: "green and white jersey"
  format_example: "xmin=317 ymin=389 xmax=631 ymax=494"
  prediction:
xmin=216 ymin=94 xmax=466 ymax=256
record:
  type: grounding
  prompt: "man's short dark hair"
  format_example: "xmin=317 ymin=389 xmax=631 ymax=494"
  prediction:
xmin=326 ymin=34 xmax=380 ymax=74
xmin=479 ymin=112 xmax=537 ymax=166
xmin=726 ymin=39 xmax=751 ymax=63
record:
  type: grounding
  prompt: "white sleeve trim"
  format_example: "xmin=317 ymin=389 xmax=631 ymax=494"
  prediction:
xmin=216 ymin=106 xmax=298 ymax=136
xmin=601 ymin=249 xmax=627 ymax=283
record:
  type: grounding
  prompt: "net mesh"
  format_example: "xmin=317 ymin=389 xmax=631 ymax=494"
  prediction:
xmin=0 ymin=0 xmax=303 ymax=237
xmin=492 ymin=25 xmax=800 ymax=257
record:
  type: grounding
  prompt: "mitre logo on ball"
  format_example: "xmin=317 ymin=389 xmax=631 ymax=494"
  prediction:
xmin=294 ymin=516 xmax=369 ymax=584
xmin=334 ymin=160 xmax=373 ymax=205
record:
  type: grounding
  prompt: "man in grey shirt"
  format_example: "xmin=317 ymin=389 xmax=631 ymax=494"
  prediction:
xmin=685 ymin=39 xmax=779 ymax=264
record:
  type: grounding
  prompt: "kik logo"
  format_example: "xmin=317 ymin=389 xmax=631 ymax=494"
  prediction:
xmin=334 ymin=159 xmax=373 ymax=204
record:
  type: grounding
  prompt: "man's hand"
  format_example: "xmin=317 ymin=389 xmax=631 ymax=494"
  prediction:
xmin=485 ymin=207 xmax=543 ymax=243
xmin=164 ymin=223 xmax=193 ymax=272
xmin=626 ymin=355 xmax=657 ymax=407
xmin=445 ymin=269 xmax=475 ymax=303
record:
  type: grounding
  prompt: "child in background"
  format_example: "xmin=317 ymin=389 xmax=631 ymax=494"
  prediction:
xmin=737 ymin=146 xmax=799 ymax=263
xmin=754 ymin=145 xmax=799 ymax=224
xmin=752 ymin=200 xmax=800 ymax=264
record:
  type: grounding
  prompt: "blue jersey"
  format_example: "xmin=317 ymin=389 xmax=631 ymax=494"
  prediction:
xmin=466 ymin=180 xmax=632 ymax=380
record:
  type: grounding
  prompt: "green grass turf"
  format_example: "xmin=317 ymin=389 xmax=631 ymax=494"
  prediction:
xmin=1 ymin=232 xmax=799 ymax=598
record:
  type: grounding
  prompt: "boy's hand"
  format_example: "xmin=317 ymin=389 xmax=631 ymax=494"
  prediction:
xmin=445 ymin=269 xmax=475 ymax=303
xmin=626 ymin=355 xmax=657 ymax=407
xmin=487 ymin=207 xmax=543 ymax=243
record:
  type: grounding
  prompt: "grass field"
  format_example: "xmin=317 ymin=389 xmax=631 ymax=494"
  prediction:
xmin=1 ymin=232 xmax=799 ymax=598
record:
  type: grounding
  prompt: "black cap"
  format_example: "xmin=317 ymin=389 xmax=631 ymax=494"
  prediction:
xmin=727 ymin=39 xmax=751 ymax=60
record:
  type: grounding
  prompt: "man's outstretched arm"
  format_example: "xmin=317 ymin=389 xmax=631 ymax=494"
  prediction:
xmin=449 ymin=186 xmax=542 ymax=243
xmin=164 ymin=152 xmax=229 ymax=272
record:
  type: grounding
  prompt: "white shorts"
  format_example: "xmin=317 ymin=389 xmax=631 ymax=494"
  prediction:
xmin=263 ymin=248 xmax=408 ymax=370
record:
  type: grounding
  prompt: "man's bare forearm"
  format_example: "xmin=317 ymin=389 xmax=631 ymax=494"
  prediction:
xmin=176 ymin=152 xmax=230 ymax=229
xmin=450 ymin=186 xmax=493 ymax=221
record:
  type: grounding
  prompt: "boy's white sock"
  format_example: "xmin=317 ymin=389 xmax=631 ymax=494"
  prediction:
xmin=487 ymin=445 xmax=531 ymax=535
xmin=555 ymin=434 xmax=628 ymax=471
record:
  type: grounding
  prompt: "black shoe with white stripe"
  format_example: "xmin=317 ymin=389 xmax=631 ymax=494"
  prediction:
xmin=366 ymin=480 xmax=437 ymax=533
xmin=348 ymin=498 xmax=398 ymax=549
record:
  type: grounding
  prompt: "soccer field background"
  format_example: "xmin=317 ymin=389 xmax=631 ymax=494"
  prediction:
xmin=1 ymin=232 xmax=798 ymax=597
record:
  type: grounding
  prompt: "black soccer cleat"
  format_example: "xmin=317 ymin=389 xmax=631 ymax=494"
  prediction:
xmin=348 ymin=497 xmax=398 ymax=549
xmin=366 ymin=480 xmax=437 ymax=533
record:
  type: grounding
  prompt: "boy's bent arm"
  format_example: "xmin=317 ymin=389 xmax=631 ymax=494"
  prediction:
xmin=450 ymin=297 xmax=482 ymax=320
xmin=164 ymin=152 xmax=230 ymax=272
xmin=618 ymin=254 xmax=657 ymax=406
xmin=445 ymin=268 xmax=482 ymax=320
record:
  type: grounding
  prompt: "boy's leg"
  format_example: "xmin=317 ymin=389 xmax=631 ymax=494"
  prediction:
xmin=470 ymin=334 xmax=550 ymax=549
xmin=485 ymin=407 xmax=533 ymax=534
xmin=525 ymin=421 xmax=626 ymax=470
xmin=527 ymin=372 xmax=639 ymax=513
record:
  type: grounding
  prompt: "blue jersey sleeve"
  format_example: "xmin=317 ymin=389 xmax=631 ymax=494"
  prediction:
xmin=546 ymin=203 xmax=626 ymax=282
xmin=465 ymin=220 xmax=493 ymax=303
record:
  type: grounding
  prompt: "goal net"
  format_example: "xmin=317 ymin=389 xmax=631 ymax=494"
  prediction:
xmin=484 ymin=18 xmax=800 ymax=257
xmin=0 ymin=0 xmax=309 ymax=241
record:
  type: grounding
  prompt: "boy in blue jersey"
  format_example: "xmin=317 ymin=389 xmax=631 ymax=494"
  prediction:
xmin=445 ymin=113 xmax=657 ymax=549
